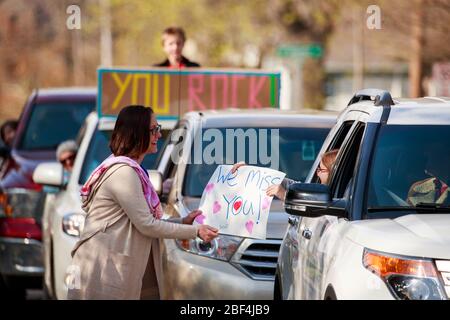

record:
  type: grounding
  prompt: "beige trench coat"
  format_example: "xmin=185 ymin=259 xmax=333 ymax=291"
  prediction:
xmin=67 ymin=164 xmax=198 ymax=300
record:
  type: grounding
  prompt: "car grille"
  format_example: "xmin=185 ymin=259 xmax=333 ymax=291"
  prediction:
xmin=436 ymin=260 xmax=450 ymax=299
xmin=231 ymin=239 xmax=281 ymax=281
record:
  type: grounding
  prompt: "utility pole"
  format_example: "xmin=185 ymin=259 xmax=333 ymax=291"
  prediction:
xmin=409 ymin=0 xmax=424 ymax=97
xmin=71 ymin=29 xmax=85 ymax=85
xmin=99 ymin=0 xmax=113 ymax=66
xmin=353 ymin=5 xmax=365 ymax=91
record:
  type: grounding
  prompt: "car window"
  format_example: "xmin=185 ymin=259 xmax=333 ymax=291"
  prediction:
xmin=330 ymin=122 xmax=365 ymax=199
xmin=312 ymin=120 xmax=354 ymax=183
xmin=329 ymin=120 xmax=354 ymax=150
xmin=78 ymin=128 xmax=169 ymax=184
xmin=75 ymin=121 xmax=88 ymax=146
xmin=18 ymin=102 xmax=94 ymax=150
xmin=366 ymin=125 xmax=450 ymax=215
xmin=183 ymin=126 xmax=330 ymax=197
xmin=157 ymin=121 xmax=187 ymax=180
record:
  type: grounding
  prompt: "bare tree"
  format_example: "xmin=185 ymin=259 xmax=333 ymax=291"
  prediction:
xmin=377 ymin=0 xmax=450 ymax=97
xmin=265 ymin=0 xmax=342 ymax=109
xmin=99 ymin=0 xmax=113 ymax=66
xmin=410 ymin=0 xmax=425 ymax=97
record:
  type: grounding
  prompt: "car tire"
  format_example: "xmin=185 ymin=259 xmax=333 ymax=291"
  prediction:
xmin=43 ymin=237 xmax=56 ymax=300
xmin=274 ymin=270 xmax=282 ymax=300
xmin=324 ymin=285 xmax=337 ymax=300
xmin=0 ymin=275 xmax=26 ymax=300
xmin=42 ymin=282 xmax=54 ymax=300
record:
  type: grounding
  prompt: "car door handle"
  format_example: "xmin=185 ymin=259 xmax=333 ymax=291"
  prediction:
xmin=302 ymin=228 xmax=312 ymax=240
xmin=288 ymin=216 xmax=299 ymax=227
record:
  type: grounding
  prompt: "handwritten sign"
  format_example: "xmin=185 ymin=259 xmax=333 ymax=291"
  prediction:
xmin=98 ymin=67 xmax=280 ymax=118
xmin=195 ymin=165 xmax=285 ymax=239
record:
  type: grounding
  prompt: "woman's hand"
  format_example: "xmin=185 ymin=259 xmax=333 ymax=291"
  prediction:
xmin=197 ymin=225 xmax=219 ymax=243
xmin=183 ymin=210 xmax=219 ymax=242
xmin=182 ymin=210 xmax=202 ymax=225
xmin=266 ymin=184 xmax=286 ymax=200
xmin=231 ymin=161 xmax=246 ymax=174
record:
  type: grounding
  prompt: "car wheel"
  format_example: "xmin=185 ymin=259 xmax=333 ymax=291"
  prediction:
xmin=42 ymin=282 xmax=54 ymax=300
xmin=274 ymin=270 xmax=282 ymax=300
xmin=324 ymin=285 xmax=337 ymax=300
xmin=0 ymin=275 xmax=26 ymax=300
xmin=43 ymin=237 xmax=56 ymax=300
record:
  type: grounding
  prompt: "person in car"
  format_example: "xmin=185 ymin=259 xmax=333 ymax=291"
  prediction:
xmin=67 ymin=105 xmax=218 ymax=300
xmin=0 ymin=120 xmax=18 ymax=148
xmin=406 ymin=151 xmax=450 ymax=206
xmin=231 ymin=149 xmax=339 ymax=201
xmin=0 ymin=120 xmax=19 ymax=179
xmin=57 ymin=140 xmax=78 ymax=174
xmin=40 ymin=140 xmax=79 ymax=193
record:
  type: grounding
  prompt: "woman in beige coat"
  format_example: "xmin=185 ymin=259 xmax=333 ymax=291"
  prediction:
xmin=67 ymin=105 xmax=218 ymax=300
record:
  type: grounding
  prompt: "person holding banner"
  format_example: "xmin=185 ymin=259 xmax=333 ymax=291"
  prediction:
xmin=154 ymin=26 xmax=200 ymax=68
xmin=67 ymin=105 xmax=218 ymax=300
xmin=231 ymin=149 xmax=339 ymax=201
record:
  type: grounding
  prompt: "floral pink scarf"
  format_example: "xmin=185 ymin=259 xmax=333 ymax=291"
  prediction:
xmin=80 ymin=155 xmax=163 ymax=219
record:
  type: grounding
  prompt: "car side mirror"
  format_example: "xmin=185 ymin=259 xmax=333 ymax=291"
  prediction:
xmin=284 ymin=183 xmax=347 ymax=218
xmin=148 ymin=170 xmax=163 ymax=196
xmin=33 ymin=162 xmax=64 ymax=188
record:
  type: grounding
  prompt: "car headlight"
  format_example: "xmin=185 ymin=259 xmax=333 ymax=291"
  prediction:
xmin=363 ymin=248 xmax=446 ymax=300
xmin=62 ymin=213 xmax=85 ymax=237
xmin=0 ymin=189 xmax=45 ymax=218
xmin=176 ymin=234 xmax=242 ymax=261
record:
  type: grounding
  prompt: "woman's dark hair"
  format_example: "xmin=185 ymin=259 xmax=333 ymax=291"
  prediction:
xmin=0 ymin=120 xmax=18 ymax=142
xmin=110 ymin=105 xmax=153 ymax=158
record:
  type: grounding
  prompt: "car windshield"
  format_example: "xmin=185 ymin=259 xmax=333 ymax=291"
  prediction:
xmin=18 ymin=102 xmax=94 ymax=150
xmin=79 ymin=128 xmax=168 ymax=185
xmin=366 ymin=125 xmax=450 ymax=218
xmin=183 ymin=127 xmax=330 ymax=197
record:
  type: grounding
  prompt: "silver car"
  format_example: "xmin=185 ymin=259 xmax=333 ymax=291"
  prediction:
xmin=153 ymin=109 xmax=335 ymax=299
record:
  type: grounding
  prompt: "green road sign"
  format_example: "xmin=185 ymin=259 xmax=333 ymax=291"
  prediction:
xmin=276 ymin=44 xmax=323 ymax=58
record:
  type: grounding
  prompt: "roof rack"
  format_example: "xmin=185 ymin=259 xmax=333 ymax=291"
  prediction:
xmin=347 ymin=88 xmax=394 ymax=107
xmin=423 ymin=96 xmax=450 ymax=103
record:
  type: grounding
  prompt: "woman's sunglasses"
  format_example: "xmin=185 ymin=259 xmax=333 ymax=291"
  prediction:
xmin=150 ymin=124 xmax=162 ymax=135
xmin=60 ymin=154 xmax=76 ymax=165
xmin=316 ymin=166 xmax=328 ymax=173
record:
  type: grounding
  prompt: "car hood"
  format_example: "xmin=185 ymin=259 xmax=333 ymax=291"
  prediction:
xmin=346 ymin=214 xmax=450 ymax=259
xmin=13 ymin=149 xmax=56 ymax=161
xmin=182 ymin=196 xmax=287 ymax=239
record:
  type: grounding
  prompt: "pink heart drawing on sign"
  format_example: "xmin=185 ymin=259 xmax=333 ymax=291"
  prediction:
xmin=262 ymin=197 xmax=271 ymax=210
xmin=213 ymin=201 xmax=221 ymax=214
xmin=245 ymin=220 xmax=254 ymax=234
xmin=195 ymin=214 xmax=206 ymax=225
xmin=205 ymin=183 xmax=215 ymax=193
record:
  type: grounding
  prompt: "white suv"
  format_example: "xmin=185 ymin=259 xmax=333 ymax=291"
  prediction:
xmin=276 ymin=89 xmax=450 ymax=300
xmin=154 ymin=109 xmax=335 ymax=299
xmin=33 ymin=112 xmax=175 ymax=299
